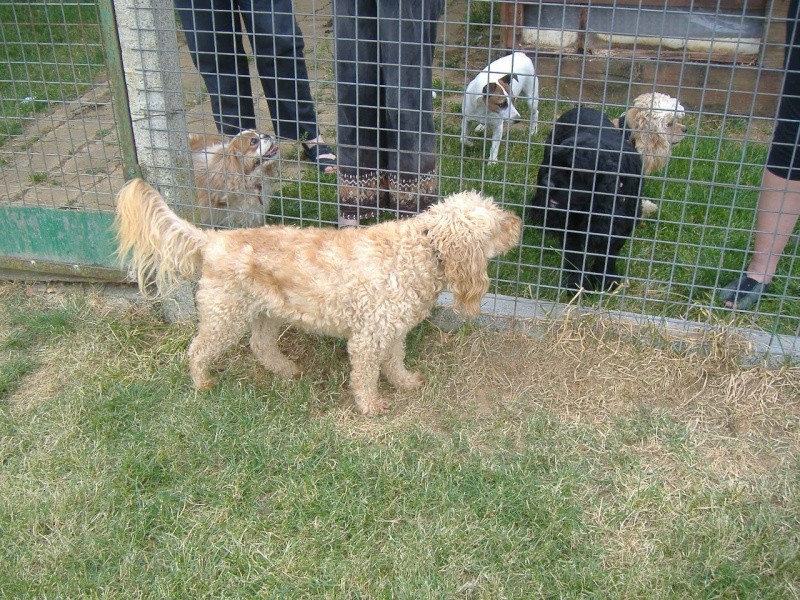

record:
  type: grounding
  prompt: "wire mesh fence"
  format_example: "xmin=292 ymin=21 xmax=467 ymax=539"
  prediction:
xmin=0 ymin=1 xmax=124 ymax=211
xmin=0 ymin=0 xmax=798 ymax=351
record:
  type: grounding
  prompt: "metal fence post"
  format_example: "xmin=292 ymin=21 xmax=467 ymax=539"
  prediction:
xmin=114 ymin=0 xmax=196 ymax=322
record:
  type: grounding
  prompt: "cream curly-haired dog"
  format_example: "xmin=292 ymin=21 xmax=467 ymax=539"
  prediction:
xmin=614 ymin=92 xmax=687 ymax=217
xmin=115 ymin=179 xmax=521 ymax=415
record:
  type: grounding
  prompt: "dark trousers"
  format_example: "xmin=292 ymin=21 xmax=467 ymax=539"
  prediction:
xmin=175 ymin=0 xmax=320 ymax=140
xmin=334 ymin=0 xmax=442 ymax=215
xmin=768 ymin=0 xmax=800 ymax=180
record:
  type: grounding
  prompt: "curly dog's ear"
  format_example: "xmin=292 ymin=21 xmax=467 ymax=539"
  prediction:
xmin=440 ymin=231 xmax=489 ymax=320
xmin=423 ymin=192 xmax=521 ymax=319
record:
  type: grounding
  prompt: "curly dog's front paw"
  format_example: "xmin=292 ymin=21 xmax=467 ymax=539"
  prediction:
xmin=355 ymin=395 xmax=390 ymax=416
xmin=393 ymin=370 xmax=426 ymax=391
xmin=274 ymin=363 xmax=301 ymax=380
xmin=192 ymin=372 xmax=218 ymax=390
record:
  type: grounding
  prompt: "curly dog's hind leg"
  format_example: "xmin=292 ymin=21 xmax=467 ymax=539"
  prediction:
xmin=188 ymin=302 xmax=248 ymax=390
xmin=381 ymin=336 xmax=425 ymax=391
xmin=347 ymin=334 xmax=389 ymax=416
xmin=249 ymin=315 xmax=301 ymax=379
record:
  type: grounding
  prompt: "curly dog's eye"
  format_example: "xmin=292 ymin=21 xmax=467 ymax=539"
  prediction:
xmin=250 ymin=137 xmax=259 ymax=146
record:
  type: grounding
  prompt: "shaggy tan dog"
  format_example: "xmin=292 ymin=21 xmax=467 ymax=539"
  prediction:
xmin=115 ymin=179 xmax=521 ymax=415
xmin=614 ymin=92 xmax=687 ymax=218
xmin=617 ymin=92 xmax=687 ymax=176
xmin=189 ymin=129 xmax=278 ymax=229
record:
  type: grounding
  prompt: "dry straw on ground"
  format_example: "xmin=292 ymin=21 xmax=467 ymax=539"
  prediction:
xmin=4 ymin=282 xmax=799 ymax=486
xmin=338 ymin=309 xmax=799 ymax=482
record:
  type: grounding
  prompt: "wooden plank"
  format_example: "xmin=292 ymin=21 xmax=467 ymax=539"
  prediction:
xmin=499 ymin=2 xmax=524 ymax=50
xmin=498 ymin=0 xmax=787 ymax=115
xmin=500 ymin=0 xmax=775 ymax=49
xmin=0 ymin=257 xmax=127 ymax=282
xmin=506 ymin=0 xmax=767 ymax=10
xmin=534 ymin=53 xmax=782 ymax=117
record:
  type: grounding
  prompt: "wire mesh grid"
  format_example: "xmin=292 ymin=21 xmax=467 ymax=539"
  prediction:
xmin=1 ymin=0 xmax=798 ymax=348
xmin=0 ymin=1 xmax=125 ymax=211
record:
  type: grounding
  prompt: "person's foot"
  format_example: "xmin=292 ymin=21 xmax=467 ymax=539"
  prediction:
xmin=719 ymin=275 xmax=769 ymax=310
xmin=337 ymin=214 xmax=359 ymax=228
xmin=302 ymin=137 xmax=336 ymax=174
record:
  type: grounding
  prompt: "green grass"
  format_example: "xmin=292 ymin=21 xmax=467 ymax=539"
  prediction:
xmin=1 ymin=8 xmax=797 ymax=592
xmin=0 ymin=297 xmax=75 ymax=399
xmin=0 ymin=283 xmax=798 ymax=597
xmin=0 ymin=1 xmax=105 ymax=145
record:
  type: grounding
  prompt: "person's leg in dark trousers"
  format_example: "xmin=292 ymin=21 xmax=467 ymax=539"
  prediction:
xmin=175 ymin=0 xmax=257 ymax=135
xmin=376 ymin=0 xmax=442 ymax=215
xmin=238 ymin=0 xmax=320 ymax=141
xmin=334 ymin=0 xmax=382 ymax=221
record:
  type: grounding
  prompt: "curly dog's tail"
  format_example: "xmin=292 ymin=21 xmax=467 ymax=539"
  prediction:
xmin=115 ymin=178 xmax=208 ymax=295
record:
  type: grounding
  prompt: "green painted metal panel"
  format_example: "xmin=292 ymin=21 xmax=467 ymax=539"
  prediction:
xmin=0 ymin=206 xmax=119 ymax=268
xmin=97 ymin=0 xmax=141 ymax=180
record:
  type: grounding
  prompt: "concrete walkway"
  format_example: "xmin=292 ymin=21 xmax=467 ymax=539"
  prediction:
xmin=0 ymin=0 xmax=339 ymax=213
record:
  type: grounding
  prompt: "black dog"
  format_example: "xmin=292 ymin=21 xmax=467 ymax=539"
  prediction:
xmin=528 ymin=107 xmax=643 ymax=291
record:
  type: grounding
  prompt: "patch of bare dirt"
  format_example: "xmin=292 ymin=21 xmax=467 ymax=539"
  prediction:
xmin=332 ymin=313 xmax=800 ymax=483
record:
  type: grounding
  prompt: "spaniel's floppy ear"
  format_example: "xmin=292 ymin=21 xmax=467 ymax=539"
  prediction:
xmin=442 ymin=233 xmax=489 ymax=320
xmin=422 ymin=192 xmax=520 ymax=319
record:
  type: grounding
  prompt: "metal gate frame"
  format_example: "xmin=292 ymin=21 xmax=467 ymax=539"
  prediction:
xmin=0 ymin=0 xmax=139 ymax=282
